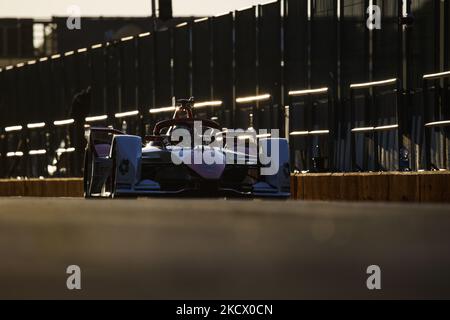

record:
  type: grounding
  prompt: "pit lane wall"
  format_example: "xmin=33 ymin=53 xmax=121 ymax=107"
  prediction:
xmin=291 ymin=172 xmax=450 ymax=203
xmin=0 ymin=178 xmax=83 ymax=197
xmin=0 ymin=172 xmax=449 ymax=202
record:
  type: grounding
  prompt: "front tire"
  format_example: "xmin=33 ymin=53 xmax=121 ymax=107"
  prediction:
xmin=110 ymin=152 xmax=117 ymax=198
xmin=83 ymin=150 xmax=94 ymax=198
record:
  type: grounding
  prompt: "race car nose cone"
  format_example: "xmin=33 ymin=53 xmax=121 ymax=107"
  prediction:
xmin=185 ymin=148 xmax=226 ymax=180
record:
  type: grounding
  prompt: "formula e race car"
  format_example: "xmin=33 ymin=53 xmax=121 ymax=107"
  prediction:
xmin=83 ymin=98 xmax=291 ymax=198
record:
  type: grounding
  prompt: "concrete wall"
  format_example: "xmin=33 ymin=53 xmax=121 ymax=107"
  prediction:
xmin=0 ymin=172 xmax=449 ymax=202
xmin=292 ymin=172 xmax=450 ymax=203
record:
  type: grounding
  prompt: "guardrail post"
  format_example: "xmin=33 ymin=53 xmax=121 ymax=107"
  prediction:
xmin=350 ymin=88 xmax=356 ymax=171
xmin=397 ymin=79 xmax=410 ymax=172
xmin=424 ymin=76 xmax=436 ymax=170
xmin=422 ymin=71 xmax=450 ymax=170
xmin=327 ymin=89 xmax=334 ymax=172
xmin=0 ymin=133 xmax=5 ymax=178
xmin=370 ymin=87 xmax=379 ymax=171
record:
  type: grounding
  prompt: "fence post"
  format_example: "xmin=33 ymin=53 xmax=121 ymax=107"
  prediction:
xmin=350 ymin=88 xmax=356 ymax=171
xmin=0 ymin=133 xmax=5 ymax=178
xmin=423 ymin=77 xmax=432 ymax=170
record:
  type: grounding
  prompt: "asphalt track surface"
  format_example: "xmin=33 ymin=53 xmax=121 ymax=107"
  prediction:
xmin=0 ymin=197 xmax=449 ymax=299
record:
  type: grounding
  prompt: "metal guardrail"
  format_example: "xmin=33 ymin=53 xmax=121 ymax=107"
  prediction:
xmin=349 ymin=78 xmax=407 ymax=172
xmin=1 ymin=69 xmax=450 ymax=177
xmin=0 ymin=101 xmax=225 ymax=178
xmin=288 ymin=87 xmax=333 ymax=172
xmin=423 ymin=71 xmax=450 ymax=170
